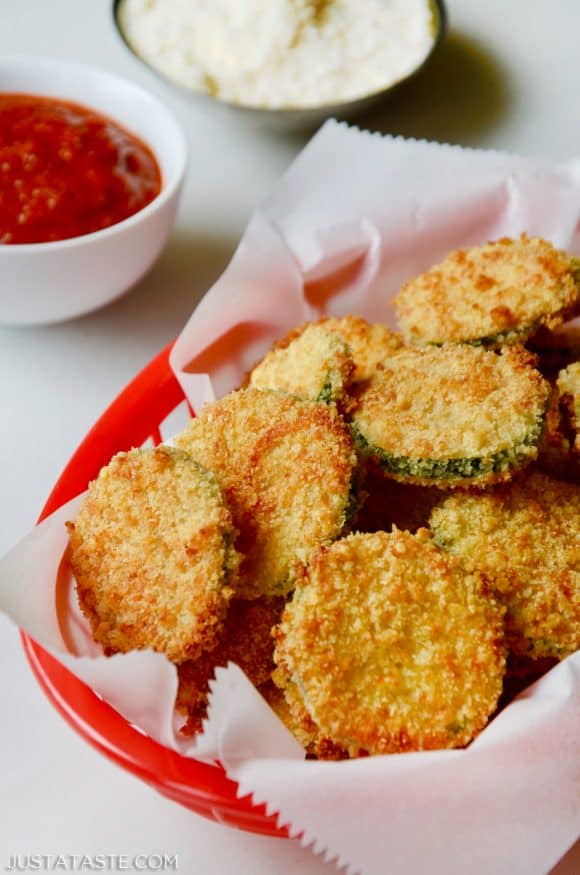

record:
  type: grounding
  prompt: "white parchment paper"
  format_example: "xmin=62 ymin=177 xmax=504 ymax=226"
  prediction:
xmin=1 ymin=122 xmax=579 ymax=875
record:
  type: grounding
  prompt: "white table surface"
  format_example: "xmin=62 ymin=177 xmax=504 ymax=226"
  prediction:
xmin=0 ymin=1 xmax=578 ymax=871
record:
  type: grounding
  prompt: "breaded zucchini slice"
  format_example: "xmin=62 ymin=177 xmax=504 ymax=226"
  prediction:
xmin=174 ymin=388 xmax=358 ymax=599
xmin=429 ymin=472 xmax=580 ymax=660
xmin=258 ymin=316 xmax=404 ymax=386
xmin=177 ymin=596 xmax=284 ymax=736
xmin=351 ymin=345 xmax=550 ymax=488
xmin=249 ymin=323 xmax=355 ymax=405
xmin=67 ymin=446 xmax=239 ymax=664
xmin=558 ymin=362 xmax=580 ymax=452
xmin=318 ymin=315 xmax=404 ymax=382
xmin=274 ymin=530 xmax=505 ymax=756
xmin=394 ymin=236 xmax=580 ymax=347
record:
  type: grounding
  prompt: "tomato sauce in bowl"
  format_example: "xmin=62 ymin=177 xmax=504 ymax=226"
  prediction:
xmin=0 ymin=94 xmax=162 ymax=245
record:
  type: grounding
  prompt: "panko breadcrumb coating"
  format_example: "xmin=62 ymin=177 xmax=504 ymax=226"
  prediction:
xmin=317 ymin=315 xmax=404 ymax=382
xmin=394 ymin=236 xmax=580 ymax=347
xmin=351 ymin=344 xmax=550 ymax=488
xmin=258 ymin=315 xmax=404 ymax=385
xmin=274 ymin=530 xmax=506 ymax=756
xmin=249 ymin=323 xmax=355 ymax=405
xmin=177 ymin=596 xmax=284 ymax=736
xmin=67 ymin=447 xmax=238 ymax=663
xmin=174 ymin=388 xmax=358 ymax=599
xmin=430 ymin=472 xmax=580 ymax=659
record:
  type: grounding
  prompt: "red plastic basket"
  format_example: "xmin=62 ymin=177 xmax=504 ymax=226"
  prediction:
xmin=20 ymin=342 xmax=288 ymax=837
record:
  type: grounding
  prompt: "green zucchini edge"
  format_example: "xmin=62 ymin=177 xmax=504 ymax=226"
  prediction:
xmin=351 ymin=413 xmax=546 ymax=483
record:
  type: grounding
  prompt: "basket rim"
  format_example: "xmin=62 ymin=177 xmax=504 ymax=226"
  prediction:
xmin=20 ymin=340 xmax=287 ymax=837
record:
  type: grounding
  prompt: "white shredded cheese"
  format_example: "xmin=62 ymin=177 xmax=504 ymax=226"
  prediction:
xmin=118 ymin=0 xmax=436 ymax=109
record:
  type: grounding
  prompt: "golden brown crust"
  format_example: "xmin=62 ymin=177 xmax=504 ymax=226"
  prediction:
xmin=174 ymin=389 xmax=358 ymax=599
xmin=177 ymin=597 xmax=284 ymax=736
xmin=430 ymin=472 xmax=580 ymax=659
xmin=350 ymin=345 xmax=550 ymax=488
xmin=274 ymin=530 xmax=506 ymax=756
xmin=318 ymin=315 xmax=405 ymax=382
xmin=67 ymin=447 xmax=238 ymax=663
xmin=253 ymin=316 xmax=404 ymax=384
xmin=249 ymin=323 xmax=355 ymax=406
xmin=394 ymin=236 xmax=580 ymax=346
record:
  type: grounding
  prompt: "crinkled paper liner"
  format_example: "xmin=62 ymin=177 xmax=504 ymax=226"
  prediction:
xmin=1 ymin=122 xmax=580 ymax=875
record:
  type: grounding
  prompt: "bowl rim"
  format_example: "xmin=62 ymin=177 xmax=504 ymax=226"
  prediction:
xmin=0 ymin=55 xmax=187 ymax=253
xmin=112 ymin=0 xmax=447 ymax=117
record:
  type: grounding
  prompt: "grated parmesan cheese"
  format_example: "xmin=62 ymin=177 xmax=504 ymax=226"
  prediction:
xmin=118 ymin=0 xmax=436 ymax=109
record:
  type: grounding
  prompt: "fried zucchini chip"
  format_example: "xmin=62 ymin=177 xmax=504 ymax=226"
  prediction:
xmin=274 ymin=530 xmax=506 ymax=756
xmin=256 ymin=316 xmax=404 ymax=385
xmin=394 ymin=236 xmax=580 ymax=347
xmin=174 ymin=388 xmax=358 ymax=598
xmin=67 ymin=446 xmax=238 ymax=663
xmin=317 ymin=315 xmax=404 ymax=382
xmin=249 ymin=323 xmax=355 ymax=405
xmin=430 ymin=472 xmax=580 ymax=659
xmin=177 ymin=597 xmax=284 ymax=736
xmin=351 ymin=345 xmax=550 ymax=488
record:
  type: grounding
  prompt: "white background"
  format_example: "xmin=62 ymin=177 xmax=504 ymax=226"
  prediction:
xmin=0 ymin=1 xmax=579 ymax=871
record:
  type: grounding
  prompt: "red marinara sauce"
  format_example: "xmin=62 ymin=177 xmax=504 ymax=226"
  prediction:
xmin=0 ymin=94 xmax=162 ymax=245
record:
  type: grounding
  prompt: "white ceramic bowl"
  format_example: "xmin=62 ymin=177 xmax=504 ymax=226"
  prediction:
xmin=0 ymin=57 xmax=187 ymax=325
